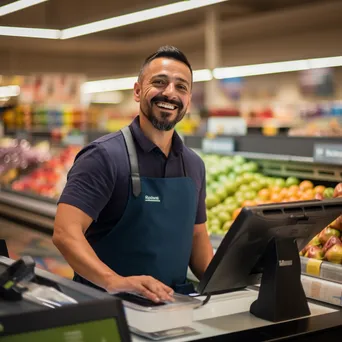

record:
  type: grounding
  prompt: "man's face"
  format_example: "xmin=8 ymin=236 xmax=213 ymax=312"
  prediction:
xmin=134 ymin=57 xmax=192 ymax=131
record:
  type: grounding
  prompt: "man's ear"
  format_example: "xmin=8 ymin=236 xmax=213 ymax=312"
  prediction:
xmin=133 ymin=82 xmax=141 ymax=103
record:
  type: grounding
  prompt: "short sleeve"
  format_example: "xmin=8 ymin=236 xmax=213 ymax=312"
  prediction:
xmin=195 ymin=160 xmax=207 ymax=224
xmin=58 ymin=143 xmax=116 ymax=221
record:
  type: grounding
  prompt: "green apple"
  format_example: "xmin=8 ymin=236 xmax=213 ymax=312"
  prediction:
xmin=216 ymin=188 xmax=228 ymax=201
xmin=218 ymin=211 xmax=232 ymax=224
xmin=244 ymin=190 xmax=257 ymax=200
xmin=274 ymin=178 xmax=286 ymax=188
xmin=241 ymin=173 xmax=255 ymax=184
xmin=323 ymin=187 xmax=334 ymax=198
xmin=285 ymin=176 xmax=300 ymax=187
xmin=233 ymin=165 xmax=244 ymax=175
xmin=222 ymin=220 xmax=233 ymax=232
xmin=225 ymin=203 xmax=239 ymax=214
xmin=227 ymin=172 xmax=237 ymax=180
xmin=242 ymin=162 xmax=259 ymax=173
xmin=206 ymin=194 xmax=220 ymax=209
xmin=224 ymin=196 xmax=236 ymax=205
xmin=224 ymin=181 xmax=237 ymax=195
xmin=233 ymin=155 xmax=246 ymax=165
xmin=239 ymin=184 xmax=251 ymax=193
xmin=250 ymin=180 xmax=262 ymax=192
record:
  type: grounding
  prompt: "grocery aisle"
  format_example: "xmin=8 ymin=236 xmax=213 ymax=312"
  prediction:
xmin=0 ymin=217 xmax=73 ymax=279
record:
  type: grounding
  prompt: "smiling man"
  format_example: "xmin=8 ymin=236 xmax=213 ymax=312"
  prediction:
xmin=53 ymin=46 xmax=213 ymax=303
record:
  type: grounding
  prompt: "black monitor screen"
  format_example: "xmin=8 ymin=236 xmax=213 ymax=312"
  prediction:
xmin=197 ymin=198 xmax=342 ymax=322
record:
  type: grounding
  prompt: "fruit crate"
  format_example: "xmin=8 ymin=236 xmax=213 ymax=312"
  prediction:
xmin=301 ymin=256 xmax=342 ymax=284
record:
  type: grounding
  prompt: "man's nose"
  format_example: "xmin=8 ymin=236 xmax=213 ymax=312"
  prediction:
xmin=162 ymin=83 xmax=176 ymax=98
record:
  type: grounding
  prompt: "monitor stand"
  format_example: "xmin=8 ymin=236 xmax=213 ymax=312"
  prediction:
xmin=250 ymin=237 xmax=310 ymax=322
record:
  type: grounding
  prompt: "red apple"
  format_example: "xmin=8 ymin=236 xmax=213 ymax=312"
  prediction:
xmin=325 ymin=244 xmax=342 ymax=264
xmin=301 ymin=235 xmax=321 ymax=255
xmin=318 ymin=227 xmax=341 ymax=245
xmin=322 ymin=236 xmax=342 ymax=255
xmin=329 ymin=216 xmax=342 ymax=232
xmin=305 ymin=245 xmax=324 ymax=260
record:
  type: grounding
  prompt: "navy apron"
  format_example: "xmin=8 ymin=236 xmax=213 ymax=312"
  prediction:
xmin=74 ymin=126 xmax=197 ymax=294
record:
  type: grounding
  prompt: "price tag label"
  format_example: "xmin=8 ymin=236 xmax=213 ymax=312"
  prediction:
xmin=314 ymin=144 xmax=342 ymax=165
xmin=63 ymin=133 xmax=86 ymax=146
xmin=202 ymin=137 xmax=235 ymax=155
xmin=306 ymin=258 xmax=322 ymax=276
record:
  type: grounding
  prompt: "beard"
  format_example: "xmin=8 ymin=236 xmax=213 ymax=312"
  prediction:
xmin=141 ymin=95 xmax=187 ymax=131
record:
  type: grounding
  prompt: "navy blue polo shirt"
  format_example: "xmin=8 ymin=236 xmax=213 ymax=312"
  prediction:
xmin=58 ymin=116 xmax=207 ymax=243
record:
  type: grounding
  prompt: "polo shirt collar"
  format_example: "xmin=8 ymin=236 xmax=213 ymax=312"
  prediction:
xmin=130 ymin=115 xmax=183 ymax=155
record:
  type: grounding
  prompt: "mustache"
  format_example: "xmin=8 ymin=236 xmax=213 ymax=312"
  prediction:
xmin=151 ymin=95 xmax=183 ymax=109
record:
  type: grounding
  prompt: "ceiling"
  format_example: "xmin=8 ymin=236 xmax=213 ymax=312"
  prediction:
xmin=0 ymin=0 xmax=341 ymax=79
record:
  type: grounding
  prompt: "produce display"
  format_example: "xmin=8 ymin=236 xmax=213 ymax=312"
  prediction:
xmin=10 ymin=145 xmax=80 ymax=199
xmin=201 ymin=154 xmax=336 ymax=236
xmin=300 ymin=183 xmax=342 ymax=264
xmin=0 ymin=138 xmax=51 ymax=185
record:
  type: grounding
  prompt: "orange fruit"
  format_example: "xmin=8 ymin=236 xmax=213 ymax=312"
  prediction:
xmin=270 ymin=193 xmax=284 ymax=202
xmin=242 ymin=200 xmax=256 ymax=207
xmin=270 ymin=186 xmax=282 ymax=194
xmin=305 ymin=189 xmax=315 ymax=199
xmin=289 ymin=185 xmax=299 ymax=192
xmin=288 ymin=196 xmax=299 ymax=202
xmin=299 ymin=180 xmax=314 ymax=191
xmin=232 ymin=208 xmax=242 ymax=220
xmin=258 ymin=188 xmax=270 ymax=200
xmin=279 ymin=188 xmax=288 ymax=198
xmin=254 ymin=198 xmax=265 ymax=205
xmin=314 ymin=185 xmax=326 ymax=194
xmin=301 ymin=193 xmax=312 ymax=201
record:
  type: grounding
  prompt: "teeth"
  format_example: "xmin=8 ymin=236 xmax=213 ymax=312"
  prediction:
xmin=156 ymin=102 xmax=176 ymax=110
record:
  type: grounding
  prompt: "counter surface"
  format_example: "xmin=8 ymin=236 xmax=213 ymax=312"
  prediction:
xmin=131 ymin=289 xmax=341 ymax=341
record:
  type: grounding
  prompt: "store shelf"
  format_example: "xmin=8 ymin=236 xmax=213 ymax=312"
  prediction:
xmin=184 ymin=134 xmax=342 ymax=182
xmin=184 ymin=135 xmax=342 ymax=160
xmin=0 ymin=189 xmax=56 ymax=218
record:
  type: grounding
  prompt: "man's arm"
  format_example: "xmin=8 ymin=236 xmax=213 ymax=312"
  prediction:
xmin=189 ymin=223 xmax=213 ymax=281
xmin=53 ymin=203 xmax=174 ymax=302
xmin=53 ymin=203 xmax=119 ymax=290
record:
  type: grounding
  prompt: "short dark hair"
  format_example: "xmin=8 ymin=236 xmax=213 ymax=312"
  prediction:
xmin=138 ymin=45 xmax=193 ymax=82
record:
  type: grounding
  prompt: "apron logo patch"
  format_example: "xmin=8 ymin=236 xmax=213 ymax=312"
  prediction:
xmin=145 ymin=195 xmax=160 ymax=203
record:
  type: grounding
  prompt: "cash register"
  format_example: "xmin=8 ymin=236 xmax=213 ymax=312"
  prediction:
xmin=0 ymin=255 xmax=131 ymax=342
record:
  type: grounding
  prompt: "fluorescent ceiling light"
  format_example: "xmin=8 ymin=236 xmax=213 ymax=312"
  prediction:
xmin=0 ymin=0 xmax=227 ymax=39
xmin=82 ymin=77 xmax=138 ymax=94
xmin=0 ymin=85 xmax=20 ymax=98
xmin=0 ymin=25 xmax=59 ymax=39
xmin=0 ymin=0 xmax=48 ymax=17
xmin=213 ymin=56 xmax=342 ymax=79
xmin=82 ymin=69 xmax=213 ymax=94
xmin=193 ymin=69 xmax=213 ymax=82
xmin=61 ymin=0 xmax=228 ymax=39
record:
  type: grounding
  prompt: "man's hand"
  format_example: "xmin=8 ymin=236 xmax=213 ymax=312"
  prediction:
xmin=107 ymin=275 xmax=174 ymax=303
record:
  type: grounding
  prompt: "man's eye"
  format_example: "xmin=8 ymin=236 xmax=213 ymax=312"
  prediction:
xmin=178 ymin=84 xmax=187 ymax=91
xmin=153 ymin=80 xmax=165 ymax=85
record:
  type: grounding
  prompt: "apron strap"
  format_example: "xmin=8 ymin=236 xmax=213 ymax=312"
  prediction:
xmin=181 ymin=153 xmax=188 ymax=178
xmin=121 ymin=126 xmax=141 ymax=197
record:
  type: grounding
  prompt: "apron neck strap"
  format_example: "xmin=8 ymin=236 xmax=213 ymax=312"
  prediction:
xmin=180 ymin=152 xmax=188 ymax=178
xmin=121 ymin=126 xmax=141 ymax=197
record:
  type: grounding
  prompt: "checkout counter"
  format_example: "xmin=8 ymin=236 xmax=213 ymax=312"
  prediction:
xmin=1 ymin=199 xmax=342 ymax=341
xmin=0 ymin=255 xmax=341 ymax=342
